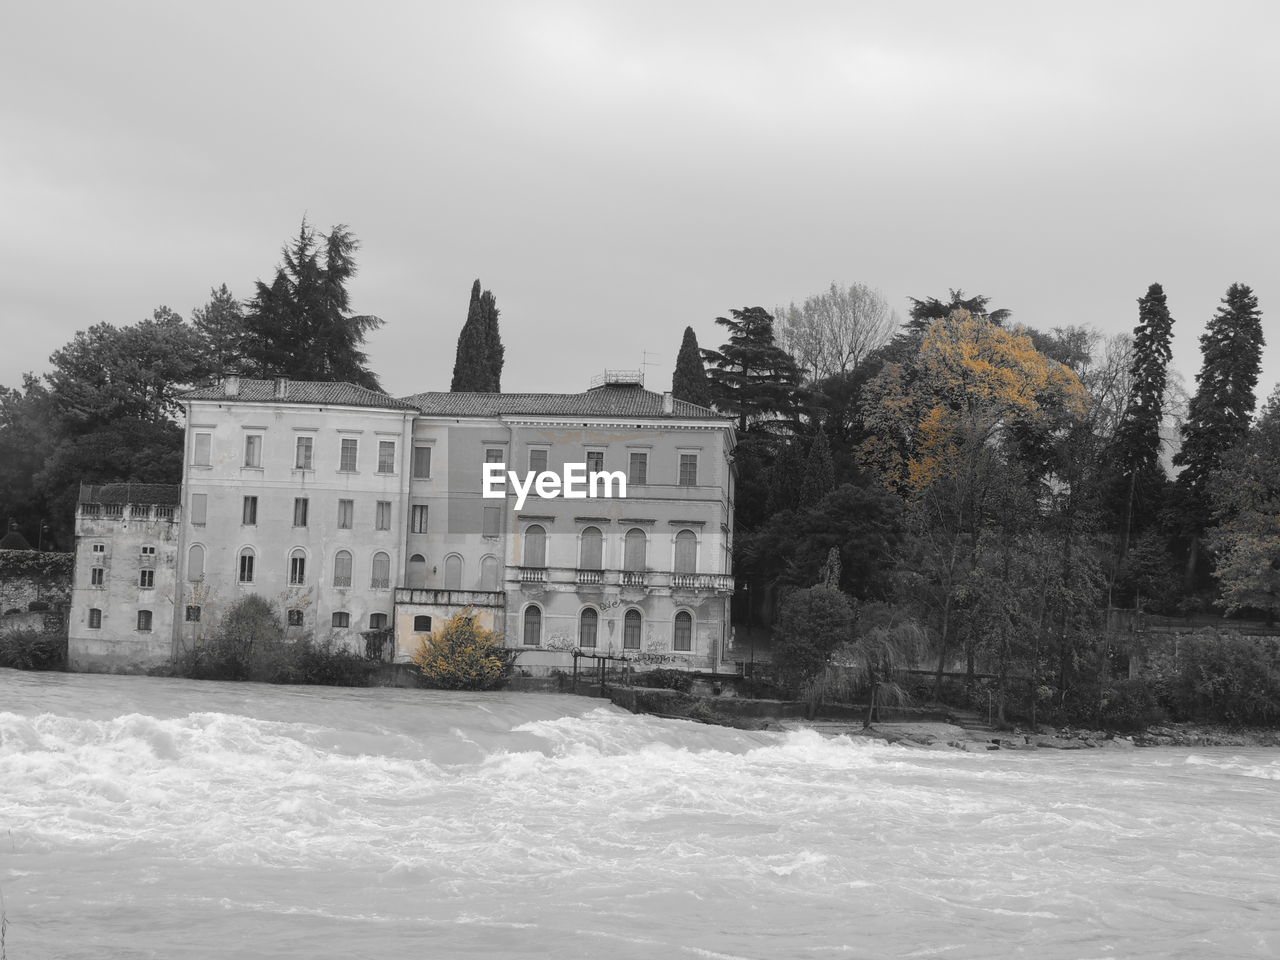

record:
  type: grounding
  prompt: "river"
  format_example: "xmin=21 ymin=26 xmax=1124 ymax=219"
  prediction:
xmin=1 ymin=669 xmax=1278 ymax=959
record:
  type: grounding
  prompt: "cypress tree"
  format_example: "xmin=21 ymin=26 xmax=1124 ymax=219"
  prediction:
xmin=800 ymin=426 xmax=835 ymax=507
xmin=1171 ymin=283 xmax=1265 ymax=584
xmin=672 ymin=326 xmax=710 ymax=407
xmin=1111 ymin=283 xmax=1174 ymax=553
xmin=451 ymin=280 xmax=504 ymax=392
xmin=479 ymin=289 xmax=504 ymax=391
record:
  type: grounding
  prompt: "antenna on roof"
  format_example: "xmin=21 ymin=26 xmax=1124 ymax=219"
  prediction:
xmin=641 ymin=350 xmax=660 ymax=384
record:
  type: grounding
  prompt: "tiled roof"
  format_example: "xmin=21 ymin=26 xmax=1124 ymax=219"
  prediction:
xmin=183 ymin=379 xmax=419 ymax=410
xmin=399 ymin=385 xmax=727 ymax=421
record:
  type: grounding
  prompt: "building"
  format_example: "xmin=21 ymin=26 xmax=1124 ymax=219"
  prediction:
xmin=67 ymin=374 xmax=736 ymax=673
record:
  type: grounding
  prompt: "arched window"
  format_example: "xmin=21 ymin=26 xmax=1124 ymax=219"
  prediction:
xmin=289 ymin=548 xmax=306 ymax=585
xmin=674 ymin=611 xmax=693 ymax=651
xmin=579 ymin=607 xmax=598 ymax=648
xmin=481 ymin=555 xmax=500 ymax=591
xmin=523 ymin=605 xmax=542 ymax=646
xmin=623 ymin=609 xmax=642 ymax=649
xmin=444 ymin=554 xmax=463 ymax=590
xmin=524 ymin=524 xmax=546 ymax=568
xmin=238 ymin=547 xmax=255 ymax=584
xmin=371 ymin=552 xmax=391 ymax=589
xmin=674 ymin=530 xmax=697 ymax=574
xmin=187 ymin=544 xmax=205 ymax=582
xmin=333 ymin=550 xmax=353 ymax=587
xmin=413 ymin=615 xmax=432 ymax=633
xmin=408 ymin=554 xmax=427 ymax=589
xmin=579 ymin=526 xmax=603 ymax=570
xmin=624 ymin=528 xmax=646 ymax=571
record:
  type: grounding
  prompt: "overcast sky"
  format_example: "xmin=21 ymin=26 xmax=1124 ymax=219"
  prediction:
xmin=2 ymin=1 xmax=1277 ymax=400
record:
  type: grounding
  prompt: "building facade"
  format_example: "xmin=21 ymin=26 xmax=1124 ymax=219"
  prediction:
xmin=68 ymin=375 xmax=736 ymax=673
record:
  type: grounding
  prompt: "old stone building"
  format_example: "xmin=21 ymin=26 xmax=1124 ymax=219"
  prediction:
xmin=68 ymin=374 xmax=736 ymax=673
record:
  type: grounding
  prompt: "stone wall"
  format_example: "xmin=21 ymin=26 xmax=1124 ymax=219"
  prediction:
xmin=0 ymin=551 xmax=73 ymax=635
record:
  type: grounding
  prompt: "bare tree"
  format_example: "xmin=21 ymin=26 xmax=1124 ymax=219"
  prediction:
xmin=776 ymin=281 xmax=897 ymax=381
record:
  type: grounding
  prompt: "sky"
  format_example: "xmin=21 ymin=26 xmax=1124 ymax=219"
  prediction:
xmin=2 ymin=1 xmax=1278 ymax=400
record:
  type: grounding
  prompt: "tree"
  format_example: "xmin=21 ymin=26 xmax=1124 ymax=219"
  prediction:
xmin=771 ymin=585 xmax=854 ymax=692
xmin=776 ymin=282 xmax=896 ymax=382
xmin=451 ymin=279 xmax=504 ymax=392
xmin=241 ymin=220 xmax=384 ymax=390
xmin=412 ymin=608 xmax=514 ymax=689
xmin=1110 ymin=284 xmax=1174 ymax=555
xmin=799 ymin=425 xmax=835 ymax=507
xmin=671 ymin=326 xmax=711 ymax=406
xmin=809 ymin=603 xmax=929 ymax=726
xmin=0 ymin=375 xmax=56 ymax=546
xmin=192 ymin=284 xmax=247 ymax=378
xmin=1172 ymin=283 xmax=1264 ymax=586
xmin=906 ymin=289 xmax=1011 ymax=331
xmin=701 ymin=307 xmax=802 ymax=432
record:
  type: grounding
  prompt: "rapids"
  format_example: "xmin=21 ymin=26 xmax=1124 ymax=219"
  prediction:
xmin=1 ymin=669 xmax=1278 ymax=959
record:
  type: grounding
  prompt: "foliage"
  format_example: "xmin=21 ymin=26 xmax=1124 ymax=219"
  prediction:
xmin=671 ymin=326 xmax=711 ymax=407
xmin=0 ymin=550 xmax=73 ymax=582
xmin=775 ymin=281 xmax=896 ymax=382
xmin=1099 ymin=678 xmax=1167 ymax=731
xmin=0 ymin=627 xmax=66 ymax=671
xmin=191 ymin=284 xmax=247 ymax=378
xmin=1164 ymin=631 xmax=1280 ymax=726
xmin=633 ymin=668 xmax=694 ymax=692
xmin=771 ymin=585 xmax=854 ymax=692
xmin=450 ymin=279 xmax=505 ymax=392
xmin=411 ymin=608 xmax=514 ymax=690
xmin=240 ymin=219 xmax=384 ymax=390
xmin=701 ymin=307 xmax=803 ymax=432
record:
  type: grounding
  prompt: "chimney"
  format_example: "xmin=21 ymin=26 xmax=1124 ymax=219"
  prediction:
xmin=274 ymin=377 xmax=290 ymax=400
xmin=223 ymin=375 xmax=240 ymax=397
xmin=662 ymin=391 xmax=674 ymax=414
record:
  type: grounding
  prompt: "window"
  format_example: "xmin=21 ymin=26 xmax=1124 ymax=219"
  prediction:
xmin=674 ymin=611 xmax=693 ymax=651
xmin=369 ymin=613 xmax=388 ymax=630
xmin=674 ymin=530 xmax=697 ymax=574
xmin=523 ymin=605 xmax=542 ymax=646
xmin=92 ymin=543 xmax=106 ymax=554
xmin=337 ymin=499 xmax=354 ymax=529
xmin=242 ymin=496 xmax=258 ymax=525
xmin=485 ymin=448 xmax=505 ymax=464
xmin=378 ymin=440 xmax=396 ymax=474
xmin=289 ymin=549 xmax=306 ymax=585
xmin=679 ymin=453 xmax=698 ymax=486
xmin=524 ymin=524 xmax=546 ymax=567
xmin=88 ymin=608 xmax=102 ymax=629
xmin=193 ymin=433 xmax=212 ymax=466
xmin=483 ymin=506 xmax=501 ymax=537
xmin=624 ymin=528 xmax=647 ymax=571
xmin=293 ymin=498 xmax=308 ymax=527
xmin=140 ymin=545 xmax=156 ymax=558
xmin=238 ymin=548 xmax=255 ymax=583
xmin=287 ymin=609 xmax=303 ymax=627
xmin=586 ymin=450 xmax=604 ymax=475
xmin=579 ymin=526 xmax=603 ymax=570
xmin=139 ymin=569 xmax=155 ymax=589
xmin=244 ymin=434 xmax=262 ymax=468
xmin=528 ymin=448 xmax=548 ymax=475
xmin=185 ymin=605 xmax=201 ymax=623
xmin=332 ymin=612 xmax=350 ymax=629
xmin=295 ymin=435 xmax=314 ymax=470
xmin=410 ymin=505 xmax=429 ymax=534
xmin=90 ymin=567 xmax=104 ymax=587
xmin=137 ymin=610 xmax=153 ymax=632
xmin=333 ymin=550 xmax=353 ymax=587
xmin=481 ymin=555 xmax=500 ymax=590
xmin=413 ymin=615 xmax=432 ymax=633
xmin=412 ymin=446 xmax=432 ymax=479
xmin=371 ymin=552 xmax=391 ymax=589
xmin=444 ymin=555 xmax=463 ymax=590
xmin=579 ymin=608 xmax=598 ymax=648
xmin=629 ymin=451 xmax=648 ymax=485
xmin=408 ymin=554 xmax=427 ymax=588
xmin=340 ymin=438 xmax=359 ymax=472
xmin=187 ymin=544 xmax=205 ymax=581
xmin=375 ymin=501 xmax=391 ymax=531
xmin=190 ymin=493 xmax=207 ymax=525
xmin=623 ymin=609 xmax=641 ymax=649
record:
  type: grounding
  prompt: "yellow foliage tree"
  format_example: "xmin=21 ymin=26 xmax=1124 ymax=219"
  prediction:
xmin=411 ymin=608 xmax=514 ymax=690
xmin=860 ymin=310 xmax=1089 ymax=494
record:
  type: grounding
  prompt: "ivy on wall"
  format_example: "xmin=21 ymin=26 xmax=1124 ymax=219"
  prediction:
xmin=0 ymin=551 xmax=74 ymax=585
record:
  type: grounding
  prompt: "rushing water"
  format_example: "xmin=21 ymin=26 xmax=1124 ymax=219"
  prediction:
xmin=2 ymin=670 xmax=1278 ymax=959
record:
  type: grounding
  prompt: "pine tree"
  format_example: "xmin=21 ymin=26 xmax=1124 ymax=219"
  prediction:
xmin=1172 ymin=283 xmax=1265 ymax=584
xmin=1111 ymin=283 xmax=1174 ymax=554
xmin=451 ymin=280 xmax=503 ymax=392
xmin=191 ymin=284 xmax=246 ymax=378
xmin=672 ymin=326 xmax=710 ymax=406
xmin=701 ymin=307 xmax=802 ymax=432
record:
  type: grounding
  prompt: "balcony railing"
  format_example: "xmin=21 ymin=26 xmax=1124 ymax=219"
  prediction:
xmin=103 ymin=504 xmax=124 ymax=519
xmin=333 ymin=576 xmax=352 ymax=588
xmin=671 ymin=573 xmax=734 ymax=592
xmin=621 ymin=571 xmax=646 ymax=587
xmin=370 ymin=576 xmax=391 ymax=589
xmin=519 ymin=567 xmax=547 ymax=583
xmin=576 ymin=569 xmax=603 ymax=585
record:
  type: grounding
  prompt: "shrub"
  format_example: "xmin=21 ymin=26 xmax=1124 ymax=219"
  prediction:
xmin=1166 ymin=631 xmax=1280 ymax=726
xmin=0 ymin=628 xmax=66 ymax=670
xmin=1099 ymin=677 xmax=1167 ymax=731
xmin=634 ymin=668 xmax=693 ymax=692
xmin=772 ymin=585 xmax=855 ymax=694
xmin=411 ymin=608 xmax=515 ymax=690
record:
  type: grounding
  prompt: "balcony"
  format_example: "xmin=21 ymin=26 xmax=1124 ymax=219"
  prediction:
xmin=621 ymin=571 xmax=646 ymax=587
xmin=576 ymin=569 xmax=603 ymax=585
xmin=519 ymin=567 xmax=547 ymax=584
xmin=670 ymin=573 xmax=735 ymax=593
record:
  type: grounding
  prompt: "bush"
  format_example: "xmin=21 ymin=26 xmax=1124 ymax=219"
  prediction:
xmin=0 ymin=628 xmax=66 ymax=670
xmin=1165 ymin=631 xmax=1280 ymax=726
xmin=772 ymin=585 xmax=854 ymax=694
xmin=634 ymin=668 xmax=693 ymax=692
xmin=411 ymin=608 xmax=515 ymax=690
xmin=1100 ymin=678 xmax=1167 ymax=731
